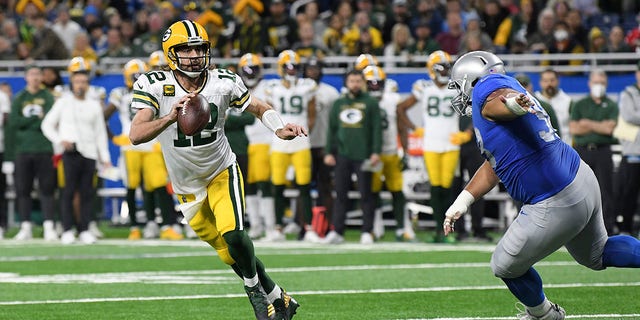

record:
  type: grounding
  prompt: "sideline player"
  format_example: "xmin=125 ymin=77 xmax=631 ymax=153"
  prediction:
xmin=444 ymin=51 xmax=640 ymax=319
xmin=129 ymin=20 xmax=300 ymax=320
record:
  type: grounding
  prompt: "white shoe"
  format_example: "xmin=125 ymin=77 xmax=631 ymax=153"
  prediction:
xmin=88 ymin=221 xmax=104 ymax=238
xmin=321 ymin=231 xmax=344 ymax=244
xmin=61 ymin=231 xmax=75 ymax=245
xmin=263 ymin=230 xmax=286 ymax=242
xmin=247 ymin=226 xmax=264 ymax=239
xmin=360 ymin=232 xmax=374 ymax=245
xmin=0 ymin=226 xmax=4 ymax=240
xmin=43 ymin=220 xmax=59 ymax=241
xmin=143 ymin=221 xmax=160 ymax=239
xmin=517 ymin=302 xmax=566 ymax=320
xmin=78 ymin=230 xmax=97 ymax=244
xmin=282 ymin=222 xmax=301 ymax=235
xmin=303 ymin=230 xmax=321 ymax=243
xmin=14 ymin=221 xmax=33 ymax=240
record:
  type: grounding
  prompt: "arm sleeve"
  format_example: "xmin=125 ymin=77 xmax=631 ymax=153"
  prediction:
xmin=619 ymin=89 xmax=640 ymax=125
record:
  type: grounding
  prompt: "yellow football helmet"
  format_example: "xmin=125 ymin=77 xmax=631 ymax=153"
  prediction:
xmin=162 ymin=20 xmax=210 ymax=78
xmin=362 ymin=65 xmax=386 ymax=98
xmin=238 ymin=53 xmax=263 ymax=88
xmin=277 ymin=50 xmax=300 ymax=82
xmin=427 ymin=50 xmax=452 ymax=85
xmin=123 ymin=59 xmax=150 ymax=89
xmin=148 ymin=50 xmax=168 ymax=70
xmin=355 ymin=54 xmax=379 ymax=71
xmin=67 ymin=56 xmax=91 ymax=74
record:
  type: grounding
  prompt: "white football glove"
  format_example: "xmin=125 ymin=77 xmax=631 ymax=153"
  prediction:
xmin=443 ymin=190 xmax=475 ymax=235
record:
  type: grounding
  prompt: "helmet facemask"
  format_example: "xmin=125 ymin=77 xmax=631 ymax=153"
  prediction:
xmin=282 ymin=63 xmax=299 ymax=83
xmin=168 ymin=43 xmax=210 ymax=78
xmin=366 ymin=79 xmax=385 ymax=98
xmin=433 ymin=62 xmax=451 ymax=85
xmin=448 ymin=76 xmax=472 ymax=116
xmin=240 ymin=65 xmax=262 ymax=88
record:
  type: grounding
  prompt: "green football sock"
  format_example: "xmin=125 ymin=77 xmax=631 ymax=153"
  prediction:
xmin=273 ymin=184 xmax=286 ymax=225
xmin=298 ymin=184 xmax=312 ymax=225
xmin=223 ymin=230 xmax=257 ymax=278
xmin=392 ymin=191 xmax=406 ymax=229
xmin=143 ymin=190 xmax=155 ymax=223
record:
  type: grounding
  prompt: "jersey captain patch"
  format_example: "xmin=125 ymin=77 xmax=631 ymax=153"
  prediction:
xmin=163 ymin=85 xmax=176 ymax=96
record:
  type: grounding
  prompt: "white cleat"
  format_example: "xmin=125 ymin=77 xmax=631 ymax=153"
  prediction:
xmin=302 ymin=230 xmax=321 ymax=243
xmin=43 ymin=220 xmax=59 ymax=241
xmin=320 ymin=231 xmax=344 ymax=244
xmin=143 ymin=221 xmax=160 ymax=239
xmin=262 ymin=230 xmax=286 ymax=242
xmin=360 ymin=232 xmax=374 ymax=245
xmin=60 ymin=230 xmax=76 ymax=245
xmin=14 ymin=221 xmax=33 ymax=240
xmin=282 ymin=222 xmax=301 ymax=235
xmin=517 ymin=302 xmax=566 ymax=320
xmin=88 ymin=221 xmax=104 ymax=238
xmin=78 ymin=230 xmax=97 ymax=244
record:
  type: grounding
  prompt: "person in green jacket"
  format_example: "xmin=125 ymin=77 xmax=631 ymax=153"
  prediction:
xmin=322 ymin=70 xmax=382 ymax=244
xmin=8 ymin=65 xmax=57 ymax=241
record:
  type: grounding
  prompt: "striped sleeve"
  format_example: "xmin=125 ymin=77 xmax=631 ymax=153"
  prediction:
xmin=132 ymin=89 xmax=160 ymax=111
xmin=230 ymin=72 xmax=251 ymax=111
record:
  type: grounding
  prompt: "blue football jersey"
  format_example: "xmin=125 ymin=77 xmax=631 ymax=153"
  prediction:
xmin=471 ymin=74 xmax=580 ymax=204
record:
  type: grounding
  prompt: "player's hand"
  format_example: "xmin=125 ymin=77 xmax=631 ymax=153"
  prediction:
xmin=324 ymin=154 xmax=336 ymax=166
xmin=275 ymin=123 xmax=307 ymax=140
xmin=413 ymin=127 xmax=424 ymax=137
xmin=443 ymin=204 xmax=467 ymax=236
xmin=168 ymin=93 xmax=196 ymax=123
xmin=500 ymin=92 xmax=535 ymax=115
xmin=400 ymin=155 xmax=409 ymax=171
xmin=450 ymin=131 xmax=472 ymax=145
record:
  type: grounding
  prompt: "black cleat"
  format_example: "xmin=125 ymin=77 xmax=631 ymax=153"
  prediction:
xmin=245 ymin=285 xmax=275 ymax=320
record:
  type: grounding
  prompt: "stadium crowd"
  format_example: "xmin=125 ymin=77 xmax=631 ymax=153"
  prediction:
xmin=0 ymin=0 xmax=639 ymax=245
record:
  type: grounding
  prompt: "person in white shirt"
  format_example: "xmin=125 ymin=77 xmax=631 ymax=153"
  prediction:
xmin=50 ymin=6 xmax=83 ymax=53
xmin=535 ymin=69 xmax=574 ymax=146
xmin=0 ymin=87 xmax=9 ymax=239
xmin=41 ymin=71 xmax=111 ymax=245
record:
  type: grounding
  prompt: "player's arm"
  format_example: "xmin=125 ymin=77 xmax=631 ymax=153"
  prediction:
xmin=444 ymin=160 xmax=499 ymax=235
xmin=244 ymin=96 xmax=307 ymax=140
xmin=482 ymin=88 xmax=535 ymax=121
xmin=396 ymin=94 xmax=417 ymax=151
xmin=307 ymin=96 xmax=316 ymax=133
xmin=129 ymin=93 xmax=191 ymax=145
xmin=569 ymin=118 xmax=616 ymax=136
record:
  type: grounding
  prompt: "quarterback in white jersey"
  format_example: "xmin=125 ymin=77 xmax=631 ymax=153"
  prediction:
xmin=397 ymin=50 xmax=460 ymax=243
xmin=129 ymin=20 xmax=302 ymax=320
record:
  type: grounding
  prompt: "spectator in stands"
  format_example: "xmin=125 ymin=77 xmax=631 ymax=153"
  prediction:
xmin=100 ymin=28 xmax=133 ymax=59
xmin=493 ymin=0 xmax=536 ymax=54
xmin=480 ymin=0 xmax=509 ymax=41
xmin=607 ymin=25 xmax=634 ymax=65
xmin=303 ymin=1 xmax=327 ymax=42
xmin=565 ymin=9 xmax=588 ymax=51
xmin=569 ymin=69 xmax=618 ymax=235
xmin=119 ymin=19 xmax=136 ymax=46
xmin=322 ymin=70 xmax=381 ymax=244
xmin=410 ymin=0 xmax=444 ymax=37
xmin=587 ymin=27 xmax=607 ymax=53
xmin=303 ymin=56 xmax=339 ymax=240
xmin=0 ymin=82 xmax=9 ymax=239
xmin=342 ymin=11 xmax=384 ymax=56
xmin=572 ymin=0 xmax=600 ymax=17
xmin=41 ymin=69 xmax=112 ymax=245
xmin=87 ymin=23 xmax=108 ymax=57
xmin=82 ymin=5 xmax=102 ymax=29
xmin=15 ymin=0 xmax=44 ymax=48
xmin=459 ymin=15 xmax=495 ymax=54
xmin=0 ymin=36 xmax=16 ymax=60
xmin=292 ymin=20 xmax=329 ymax=59
xmin=264 ymin=0 xmax=299 ymax=57
xmin=2 ymin=20 xmax=21 ymax=51
xmin=527 ymin=8 xmax=555 ymax=53
xmin=159 ymin=1 xmax=179 ymax=28
xmin=131 ymin=11 xmax=163 ymax=57
xmin=541 ymin=20 xmax=585 ymax=71
xmin=27 ymin=12 xmax=69 ymax=60
xmin=516 ymin=73 xmax=561 ymax=136
xmin=229 ymin=0 xmax=265 ymax=58
xmin=323 ymin=14 xmax=346 ymax=55
xmin=195 ymin=5 xmax=228 ymax=58
xmin=407 ymin=21 xmax=440 ymax=66
xmin=536 ymin=69 xmax=573 ymax=146
xmin=335 ymin=0 xmax=354 ymax=25
xmin=435 ymin=12 xmax=464 ymax=55
xmin=8 ymin=65 xmax=57 ymax=241
xmin=383 ymin=23 xmax=413 ymax=68
xmin=104 ymin=7 xmax=122 ymax=30
xmin=71 ymin=32 xmax=98 ymax=67
xmin=51 ymin=5 xmax=83 ymax=54
xmin=355 ymin=0 xmax=384 ymax=29
xmin=549 ymin=0 xmax=571 ymax=23
xmin=614 ymin=62 xmax=640 ymax=236
xmin=381 ymin=0 xmax=411 ymax=44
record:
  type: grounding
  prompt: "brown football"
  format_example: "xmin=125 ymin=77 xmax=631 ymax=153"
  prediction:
xmin=177 ymin=93 xmax=210 ymax=136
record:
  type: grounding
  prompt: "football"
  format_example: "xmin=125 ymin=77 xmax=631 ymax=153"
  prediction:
xmin=177 ymin=93 xmax=210 ymax=136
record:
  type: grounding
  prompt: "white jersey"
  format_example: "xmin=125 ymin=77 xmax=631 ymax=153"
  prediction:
xmin=108 ymin=86 xmax=155 ymax=151
xmin=379 ymin=91 xmax=402 ymax=155
xmin=0 ymin=90 xmax=10 ymax=153
xmin=245 ymin=79 xmax=277 ymax=145
xmin=309 ymin=82 xmax=340 ymax=148
xmin=265 ymin=78 xmax=316 ymax=153
xmin=535 ymin=89 xmax=572 ymax=146
xmin=54 ymin=84 xmax=106 ymax=102
xmin=131 ymin=68 xmax=250 ymax=221
xmin=340 ymin=78 xmax=398 ymax=95
xmin=411 ymin=79 xmax=460 ymax=153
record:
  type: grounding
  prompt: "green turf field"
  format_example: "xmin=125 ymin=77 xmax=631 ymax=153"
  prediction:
xmin=0 ymin=228 xmax=638 ymax=320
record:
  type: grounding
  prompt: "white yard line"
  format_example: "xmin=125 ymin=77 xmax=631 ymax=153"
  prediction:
xmin=400 ymin=315 xmax=640 ymax=320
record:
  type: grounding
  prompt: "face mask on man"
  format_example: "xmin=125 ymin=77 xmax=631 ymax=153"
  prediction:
xmin=590 ymin=83 xmax=606 ymax=98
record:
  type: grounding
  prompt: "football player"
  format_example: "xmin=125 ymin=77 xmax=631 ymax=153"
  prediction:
xmin=362 ymin=65 xmax=411 ymax=242
xmin=263 ymin=50 xmax=319 ymax=242
xmin=238 ymin=53 xmax=278 ymax=240
xmin=54 ymin=57 xmax=108 ymax=239
xmin=128 ymin=20 xmax=300 ymax=320
xmin=397 ymin=50 xmax=460 ymax=243
xmin=148 ymin=50 xmax=168 ymax=71
xmin=104 ymin=59 xmax=183 ymax=241
xmin=353 ymin=53 xmax=398 ymax=93
xmin=443 ymin=50 xmax=640 ymax=320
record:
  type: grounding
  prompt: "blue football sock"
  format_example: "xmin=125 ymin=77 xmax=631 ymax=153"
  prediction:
xmin=603 ymin=235 xmax=640 ymax=267
xmin=502 ymin=267 xmax=545 ymax=307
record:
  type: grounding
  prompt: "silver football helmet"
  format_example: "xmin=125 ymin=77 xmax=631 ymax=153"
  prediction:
xmin=448 ymin=51 xmax=506 ymax=116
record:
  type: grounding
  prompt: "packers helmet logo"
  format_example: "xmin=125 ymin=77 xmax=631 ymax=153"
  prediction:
xmin=162 ymin=29 xmax=172 ymax=42
xmin=163 ymin=85 xmax=175 ymax=96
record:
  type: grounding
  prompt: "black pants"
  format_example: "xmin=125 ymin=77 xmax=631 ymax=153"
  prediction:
xmin=575 ymin=144 xmax=615 ymax=234
xmin=61 ymin=152 xmax=96 ymax=233
xmin=14 ymin=152 xmax=56 ymax=223
xmin=331 ymin=155 xmax=374 ymax=235
xmin=455 ymin=142 xmax=487 ymax=237
xmin=615 ymin=156 xmax=640 ymax=234
xmin=0 ymin=153 xmax=5 ymax=229
xmin=311 ymin=147 xmax=334 ymax=220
